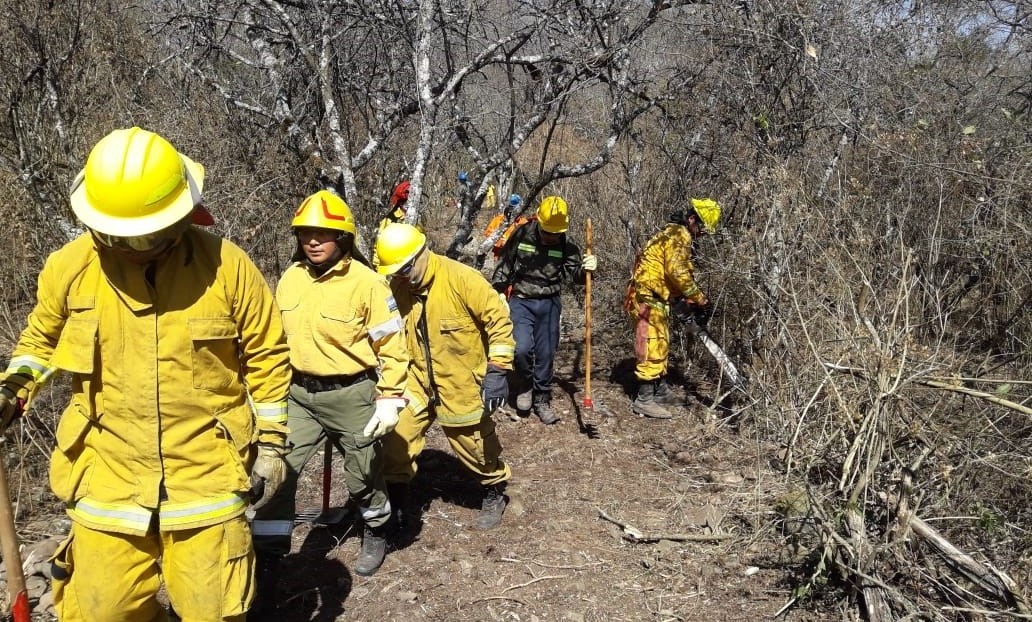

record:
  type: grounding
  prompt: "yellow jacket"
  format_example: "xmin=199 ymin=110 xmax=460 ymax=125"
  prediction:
xmin=629 ymin=223 xmax=705 ymax=304
xmin=276 ymin=257 xmax=407 ymax=398
xmin=2 ymin=230 xmax=290 ymax=535
xmin=390 ymin=253 xmax=514 ymax=426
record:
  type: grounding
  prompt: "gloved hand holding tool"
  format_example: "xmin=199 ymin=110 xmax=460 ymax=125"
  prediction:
xmin=481 ymin=364 xmax=509 ymax=414
xmin=0 ymin=373 xmax=34 ymax=434
xmin=0 ymin=381 xmax=31 ymax=621
xmin=363 ymin=398 xmax=404 ymax=440
xmin=250 ymin=444 xmax=288 ymax=510
xmin=581 ymin=253 xmax=597 ymax=272
xmin=671 ymin=299 xmax=746 ymax=390
xmin=672 ymin=297 xmax=712 ymax=328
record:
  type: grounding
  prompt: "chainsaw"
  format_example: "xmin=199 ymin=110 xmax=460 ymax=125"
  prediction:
xmin=674 ymin=302 xmax=748 ymax=391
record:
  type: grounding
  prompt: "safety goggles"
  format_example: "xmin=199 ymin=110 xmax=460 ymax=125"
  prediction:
xmin=395 ymin=258 xmax=417 ymax=277
xmin=91 ymin=216 xmax=193 ymax=252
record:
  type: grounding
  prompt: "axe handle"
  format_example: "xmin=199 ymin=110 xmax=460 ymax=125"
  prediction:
xmin=321 ymin=438 xmax=332 ymax=513
xmin=0 ymin=447 xmax=30 ymax=622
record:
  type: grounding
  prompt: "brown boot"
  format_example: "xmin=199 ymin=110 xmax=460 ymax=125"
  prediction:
xmin=250 ymin=553 xmax=281 ymax=616
xmin=631 ymin=380 xmax=672 ymax=419
xmin=653 ymin=377 xmax=681 ymax=407
xmin=387 ymin=482 xmax=417 ymax=534
xmin=476 ymin=484 xmax=508 ymax=530
xmin=354 ymin=524 xmax=387 ymax=576
xmin=532 ymin=393 xmax=560 ymax=424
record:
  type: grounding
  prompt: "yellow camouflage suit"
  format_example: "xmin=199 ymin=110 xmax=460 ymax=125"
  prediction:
xmin=625 ymin=223 xmax=707 ymax=381
xmin=383 ymin=252 xmax=515 ymax=486
xmin=2 ymin=230 xmax=290 ymax=621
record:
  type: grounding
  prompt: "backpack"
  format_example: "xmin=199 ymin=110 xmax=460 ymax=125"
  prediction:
xmin=491 ymin=215 xmax=534 ymax=257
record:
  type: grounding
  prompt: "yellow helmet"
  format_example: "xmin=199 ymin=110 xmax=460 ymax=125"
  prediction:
xmin=536 ymin=195 xmax=569 ymax=233
xmin=690 ymin=198 xmax=721 ymax=234
xmin=69 ymin=127 xmax=204 ymax=237
xmin=292 ymin=190 xmax=356 ymax=235
xmin=375 ymin=223 xmax=427 ymax=275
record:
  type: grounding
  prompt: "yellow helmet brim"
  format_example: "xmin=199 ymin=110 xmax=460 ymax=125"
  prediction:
xmin=71 ymin=155 xmax=205 ymax=237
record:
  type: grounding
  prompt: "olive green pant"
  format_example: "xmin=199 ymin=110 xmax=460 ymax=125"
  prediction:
xmin=251 ymin=378 xmax=389 ymax=555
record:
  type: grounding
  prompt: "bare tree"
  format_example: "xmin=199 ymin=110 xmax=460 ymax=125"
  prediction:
xmin=152 ymin=0 xmax=677 ymax=255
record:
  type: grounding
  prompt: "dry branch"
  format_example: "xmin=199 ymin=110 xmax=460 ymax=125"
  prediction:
xmin=914 ymin=379 xmax=1032 ymax=416
xmin=597 ymin=509 xmax=732 ymax=543
xmin=880 ymin=492 xmax=1030 ymax=615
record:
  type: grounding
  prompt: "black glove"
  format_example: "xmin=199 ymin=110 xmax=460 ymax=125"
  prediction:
xmin=672 ymin=298 xmax=712 ymax=327
xmin=480 ymin=365 xmax=509 ymax=414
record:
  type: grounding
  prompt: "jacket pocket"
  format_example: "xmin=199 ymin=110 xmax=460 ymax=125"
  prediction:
xmin=189 ymin=318 xmax=239 ymax=392
xmin=49 ymin=402 xmax=96 ymax=503
xmin=439 ymin=317 xmax=474 ymax=356
xmin=213 ymin=404 xmax=254 ymax=491
xmin=49 ymin=532 xmax=74 ymax=613
xmin=52 ymin=317 xmax=98 ymax=375
xmin=318 ymin=307 xmax=363 ymax=348
xmin=277 ymin=292 xmax=301 ymax=337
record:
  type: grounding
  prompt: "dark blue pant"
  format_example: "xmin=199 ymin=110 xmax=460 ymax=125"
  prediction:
xmin=509 ymin=295 xmax=561 ymax=395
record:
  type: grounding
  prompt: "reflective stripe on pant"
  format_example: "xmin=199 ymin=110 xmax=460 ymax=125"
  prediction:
xmin=252 ymin=378 xmax=390 ymax=555
xmin=631 ymin=301 xmax=669 ymax=382
xmin=54 ymin=517 xmax=253 ymax=621
xmin=509 ymin=295 xmax=561 ymax=393
xmin=383 ymin=399 xmax=511 ymax=487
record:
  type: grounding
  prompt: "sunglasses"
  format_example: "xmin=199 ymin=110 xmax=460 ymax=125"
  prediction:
xmin=91 ymin=217 xmax=193 ymax=252
xmin=396 ymin=259 xmax=417 ymax=276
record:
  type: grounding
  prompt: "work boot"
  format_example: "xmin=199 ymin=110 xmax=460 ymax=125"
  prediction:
xmin=387 ymin=482 xmax=416 ymax=534
xmin=631 ymin=380 xmax=672 ymax=419
xmin=532 ymin=393 xmax=559 ymax=425
xmin=515 ymin=388 xmax=533 ymax=411
xmin=476 ymin=483 xmax=508 ymax=530
xmin=250 ymin=553 xmax=281 ymax=615
xmin=354 ymin=524 xmax=387 ymax=576
xmin=653 ymin=377 xmax=681 ymax=407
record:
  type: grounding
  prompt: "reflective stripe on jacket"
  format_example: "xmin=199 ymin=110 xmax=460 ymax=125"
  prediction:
xmin=491 ymin=221 xmax=584 ymax=298
xmin=629 ymin=223 xmax=704 ymax=303
xmin=276 ymin=257 xmax=407 ymax=399
xmin=4 ymin=230 xmax=290 ymax=535
xmin=392 ymin=253 xmax=514 ymax=426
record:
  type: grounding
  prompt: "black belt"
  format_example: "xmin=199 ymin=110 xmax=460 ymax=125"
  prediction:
xmin=291 ymin=369 xmax=376 ymax=393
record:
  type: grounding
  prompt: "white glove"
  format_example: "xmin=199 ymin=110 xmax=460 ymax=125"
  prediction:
xmin=363 ymin=398 xmax=405 ymax=440
xmin=498 ymin=292 xmax=509 ymax=309
xmin=250 ymin=445 xmax=288 ymax=510
xmin=581 ymin=253 xmax=597 ymax=271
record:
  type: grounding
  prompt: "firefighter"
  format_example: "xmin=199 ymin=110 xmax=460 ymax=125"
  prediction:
xmin=624 ymin=198 xmax=722 ymax=418
xmin=374 ymin=223 xmax=515 ymax=531
xmin=378 ymin=180 xmax=411 ymax=231
xmin=474 ymin=193 xmax=528 ymax=270
xmin=250 ymin=190 xmax=408 ymax=601
xmin=0 ymin=127 xmax=291 ymax=621
xmin=490 ymin=196 xmax=597 ymax=424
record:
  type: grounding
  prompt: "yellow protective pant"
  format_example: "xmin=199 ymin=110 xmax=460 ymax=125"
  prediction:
xmin=630 ymin=300 xmax=670 ymax=382
xmin=383 ymin=402 xmax=511 ymax=487
xmin=52 ymin=516 xmax=253 ymax=622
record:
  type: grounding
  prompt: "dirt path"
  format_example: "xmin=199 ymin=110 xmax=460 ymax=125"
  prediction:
xmin=270 ymin=348 xmax=830 ymax=621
